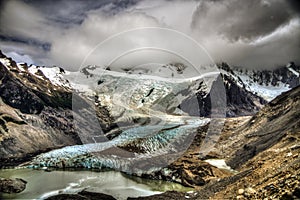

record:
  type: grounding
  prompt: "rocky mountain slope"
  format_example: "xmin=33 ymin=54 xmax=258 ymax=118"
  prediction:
xmin=127 ymin=78 xmax=300 ymax=200
xmin=1 ymin=49 xmax=299 ymax=166
xmin=226 ymin=85 xmax=300 ymax=169
xmin=1 ymin=50 xmax=299 ymax=199
xmin=196 ymin=62 xmax=300 ymax=117
xmin=210 ymin=85 xmax=300 ymax=199
xmin=14 ymin=59 xmax=298 ymax=119
xmin=41 ymin=82 xmax=300 ymax=200
xmin=3 ymin=51 xmax=297 ymax=122
xmin=218 ymin=62 xmax=300 ymax=101
xmin=62 ymin=63 xmax=267 ymax=118
xmin=0 ymin=51 xmax=81 ymax=167
xmin=202 ymin=85 xmax=300 ymax=199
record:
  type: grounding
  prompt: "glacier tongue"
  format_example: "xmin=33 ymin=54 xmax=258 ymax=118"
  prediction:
xmin=30 ymin=117 xmax=210 ymax=173
xmin=27 ymin=64 xmax=217 ymax=173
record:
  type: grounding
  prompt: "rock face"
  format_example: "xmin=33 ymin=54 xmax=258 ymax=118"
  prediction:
xmin=197 ymin=61 xmax=300 ymax=117
xmin=235 ymin=62 xmax=300 ymax=88
xmin=218 ymin=62 xmax=300 ymax=100
xmin=0 ymin=51 xmax=82 ymax=166
xmin=204 ymin=61 xmax=299 ymax=116
xmin=0 ymin=178 xmax=27 ymax=193
xmin=180 ymin=74 xmax=266 ymax=117
xmin=0 ymin=52 xmax=72 ymax=114
xmin=222 ymin=73 xmax=266 ymax=117
xmin=180 ymin=68 xmax=268 ymax=117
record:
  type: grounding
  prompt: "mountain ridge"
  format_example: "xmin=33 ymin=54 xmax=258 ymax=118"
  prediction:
xmin=0 ymin=49 xmax=299 ymax=166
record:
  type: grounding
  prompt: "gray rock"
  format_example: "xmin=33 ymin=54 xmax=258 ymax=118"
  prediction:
xmin=45 ymin=191 xmax=116 ymax=200
xmin=0 ymin=177 xmax=27 ymax=193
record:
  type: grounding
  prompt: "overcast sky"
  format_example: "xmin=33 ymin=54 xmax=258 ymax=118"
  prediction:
xmin=0 ymin=0 xmax=299 ymax=70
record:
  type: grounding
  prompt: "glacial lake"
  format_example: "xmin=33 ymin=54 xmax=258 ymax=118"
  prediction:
xmin=0 ymin=168 xmax=192 ymax=200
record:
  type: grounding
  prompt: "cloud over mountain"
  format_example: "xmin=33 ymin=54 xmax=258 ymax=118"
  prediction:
xmin=0 ymin=0 xmax=299 ymax=70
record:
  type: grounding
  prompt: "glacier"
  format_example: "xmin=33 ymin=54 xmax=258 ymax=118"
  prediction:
xmin=30 ymin=117 xmax=210 ymax=174
xmin=20 ymin=61 xmax=299 ymax=174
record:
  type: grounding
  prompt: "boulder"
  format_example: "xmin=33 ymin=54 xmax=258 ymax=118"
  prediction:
xmin=0 ymin=177 xmax=27 ymax=193
xmin=45 ymin=191 xmax=116 ymax=200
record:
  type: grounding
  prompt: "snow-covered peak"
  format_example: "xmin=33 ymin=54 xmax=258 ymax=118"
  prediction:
xmin=39 ymin=66 xmax=70 ymax=87
xmin=26 ymin=65 xmax=71 ymax=89
xmin=217 ymin=63 xmax=300 ymax=101
xmin=0 ymin=57 xmax=15 ymax=70
xmin=1 ymin=48 xmax=299 ymax=110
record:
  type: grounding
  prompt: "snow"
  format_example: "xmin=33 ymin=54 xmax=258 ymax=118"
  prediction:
xmin=16 ymin=63 xmax=26 ymax=72
xmin=287 ymin=67 xmax=299 ymax=76
xmin=205 ymin=159 xmax=236 ymax=172
xmin=1 ymin=55 xmax=297 ymax=103
xmin=218 ymin=65 xmax=298 ymax=101
xmin=237 ymin=73 xmax=290 ymax=101
xmin=26 ymin=65 xmax=72 ymax=88
xmin=64 ymin=66 xmax=215 ymax=123
xmin=28 ymin=65 xmax=39 ymax=75
xmin=40 ymin=67 xmax=71 ymax=88
xmin=0 ymin=58 xmax=11 ymax=70
xmin=75 ymin=66 xmax=220 ymax=84
xmin=40 ymin=67 xmax=61 ymax=85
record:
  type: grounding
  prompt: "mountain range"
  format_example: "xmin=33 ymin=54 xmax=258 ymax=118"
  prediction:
xmin=0 ymin=50 xmax=300 ymax=199
xmin=1 ymin=50 xmax=299 ymax=165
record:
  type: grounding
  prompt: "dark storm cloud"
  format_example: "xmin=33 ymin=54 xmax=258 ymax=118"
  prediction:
xmin=0 ymin=35 xmax=51 ymax=51
xmin=192 ymin=0 xmax=293 ymax=41
xmin=24 ymin=0 xmax=107 ymax=25
xmin=0 ymin=0 xmax=140 ymax=66
xmin=23 ymin=0 xmax=139 ymax=25
xmin=190 ymin=0 xmax=300 ymax=68
xmin=0 ymin=0 xmax=299 ymax=69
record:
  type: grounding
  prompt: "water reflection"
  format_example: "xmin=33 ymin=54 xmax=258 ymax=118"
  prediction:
xmin=0 ymin=168 xmax=191 ymax=200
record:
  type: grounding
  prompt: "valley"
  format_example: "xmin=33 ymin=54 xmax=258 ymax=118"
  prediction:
xmin=0 ymin=50 xmax=300 ymax=199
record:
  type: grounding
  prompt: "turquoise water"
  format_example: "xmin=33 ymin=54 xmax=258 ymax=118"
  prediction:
xmin=0 ymin=168 xmax=191 ymax=200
